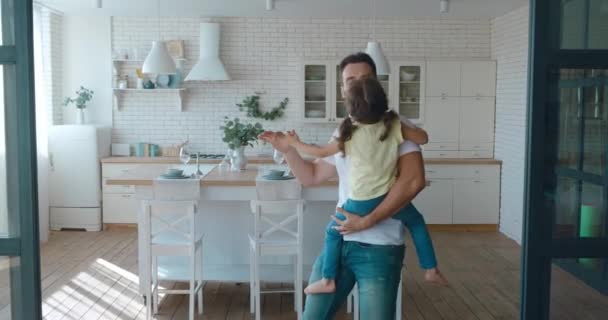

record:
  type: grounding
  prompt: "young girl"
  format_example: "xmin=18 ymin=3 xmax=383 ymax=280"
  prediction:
xmin=287 ymin=78 xmax=447 ymax=294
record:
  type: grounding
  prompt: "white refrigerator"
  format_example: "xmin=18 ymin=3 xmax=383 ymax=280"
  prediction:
xmin=49 ymin=125 xmax=111 ymax=231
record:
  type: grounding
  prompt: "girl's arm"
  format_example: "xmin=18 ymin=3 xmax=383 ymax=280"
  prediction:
xmin=286 ymin=131 xmax=340 ymax=158
xmin=401 ymin=122 xmax=429 ymax=145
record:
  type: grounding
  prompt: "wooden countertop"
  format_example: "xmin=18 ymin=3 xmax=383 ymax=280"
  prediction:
xmin=101 ymin=156 xmax=273 ymax=164
xmin=424 ymin=158 xmax=502 ymax=165
xmin=105 ymin=165 xmax=338 ymax=187
xmin=102 ymin=156 xmax=502 ymax=165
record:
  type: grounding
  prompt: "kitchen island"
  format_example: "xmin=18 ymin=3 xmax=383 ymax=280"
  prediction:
xmin=102 ymin=157 xmax=502 ymax=294
xmin=106 ymin=163 xmax=340 ymax=294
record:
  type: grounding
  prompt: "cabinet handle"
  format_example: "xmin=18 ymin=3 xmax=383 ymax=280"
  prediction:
xmin=121 ymin=194 xmax=132 ymax=198
xmin=473 ymin=180 xmax=482 ymax=183
xmin=121 ymin=169 xmax=130 ymax=173
xmin=426 ymin=170 xmax=435 ymax=173
xmin=49 ymin=153 xmax=54 ymax=171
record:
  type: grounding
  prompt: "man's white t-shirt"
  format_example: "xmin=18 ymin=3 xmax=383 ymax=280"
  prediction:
xmin=321 ymin=116 xmax=421 ymax=246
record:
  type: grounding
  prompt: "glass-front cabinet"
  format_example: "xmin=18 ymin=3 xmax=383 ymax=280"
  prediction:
xmin=392 ymin=61 xmax=426 ymax=123
xmin=302 ymin=61 xmax=423 ymax=124
xmin=303 ymin=63 xmax=332 ymax=122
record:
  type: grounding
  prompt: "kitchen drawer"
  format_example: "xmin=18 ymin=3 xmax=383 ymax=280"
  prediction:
xmin=424 ymin=142 xmax=459 ymax=151
xmin=425 ymin=164 xmax=499 ymax=180
xmin=103 ymin=193 xmax=139 ymax=224
xmin=422 ymin=150 xmax=460 ymax=159
xmin=459 ymin=150 xmax=494 ymax=159
xmin=102 ymin=164 xmax=142 ymax=179
xmin=103 ymin=163 xmax=170 ymax=180
xmin=102 ymin=183 xmax=136 ymax=194
xmin=459 ymin=143 xmax=494 ymax=151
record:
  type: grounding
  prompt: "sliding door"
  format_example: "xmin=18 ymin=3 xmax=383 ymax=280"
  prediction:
xmin=0 ymin=0 xmax=42 ymax=319
xmin=523 ymin=0 xmax=608 ymax=319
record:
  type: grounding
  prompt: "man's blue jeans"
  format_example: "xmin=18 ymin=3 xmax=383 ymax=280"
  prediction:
xmin=303 ymin=241 xmax=404 ymax=320
xmin=323 ymin=195 xmax=438 ymax=279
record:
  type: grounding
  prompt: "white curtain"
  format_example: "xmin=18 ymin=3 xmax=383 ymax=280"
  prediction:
xmin=34 ymin=4 xmax=50 ymax=243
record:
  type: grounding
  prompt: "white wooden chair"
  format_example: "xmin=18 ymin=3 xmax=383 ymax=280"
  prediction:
xmin=142 ymin=179 xmax=204 ymax=320
xmin=347 ymin=267 xmax=404 ymax=320
xmin=249 ymin=199 xmax=305 ymax=320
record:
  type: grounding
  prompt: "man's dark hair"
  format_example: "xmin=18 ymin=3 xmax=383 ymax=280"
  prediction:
xmin=339 ymin=52 xmax=377 ymax=77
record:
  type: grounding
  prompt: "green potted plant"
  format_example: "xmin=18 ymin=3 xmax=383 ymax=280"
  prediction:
xmin=63 ymin=86 xmax=94 ymax=124
xmin=220 ymin=117 xmax=264 ymax=170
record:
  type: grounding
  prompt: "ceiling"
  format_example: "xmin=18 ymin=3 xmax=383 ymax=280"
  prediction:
xmin=39 ymin=0 xmax=528 ymax=19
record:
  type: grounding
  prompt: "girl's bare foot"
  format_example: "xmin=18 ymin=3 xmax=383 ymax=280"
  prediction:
xmin=424 ymin=268 xmax=449 ymax=287
xmin=304 ymin=278 xmax=336 ymax=295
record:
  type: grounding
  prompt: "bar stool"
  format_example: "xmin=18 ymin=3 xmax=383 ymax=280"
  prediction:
xmin=142 ymin=178 xmax=204 ymax=320
xmin=347 ymin=267 xmax=404 ymax=320
xmin=249 ymin=199 xmax=305 ymax=320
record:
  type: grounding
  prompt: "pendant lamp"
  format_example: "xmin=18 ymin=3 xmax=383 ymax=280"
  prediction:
xmin=142 ymin=0 xmax=176 ymax=74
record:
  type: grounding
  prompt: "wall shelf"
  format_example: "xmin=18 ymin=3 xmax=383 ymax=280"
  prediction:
xmin=112 ymin=88 xmax=187 ymax=111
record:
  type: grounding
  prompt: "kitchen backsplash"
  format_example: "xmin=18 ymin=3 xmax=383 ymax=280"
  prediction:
xmin=111 ymin=16 xmax=491 ymax=154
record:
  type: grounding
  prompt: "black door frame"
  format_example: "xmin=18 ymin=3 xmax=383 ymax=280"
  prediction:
xmin=0 ymin=0 xmax=42 ymax=319
xmin=522 ymin=0 xmax=608 ymax=319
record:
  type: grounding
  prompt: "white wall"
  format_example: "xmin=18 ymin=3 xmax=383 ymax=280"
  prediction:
xmin=491 ymin=5 xmax=529 ymax=243
xmin=62 ymin=15 xmax=112 ymax=126
xmin=111 ymin=17 xmax=491 ymax=153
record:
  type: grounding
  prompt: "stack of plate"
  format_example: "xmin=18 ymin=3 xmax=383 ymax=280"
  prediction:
xmin=159 ymin=169 xmax=191 ymax=179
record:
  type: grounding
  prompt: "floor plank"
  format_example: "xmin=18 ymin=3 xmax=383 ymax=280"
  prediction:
xmin=1 ymin=229 xmax=608 ymax=319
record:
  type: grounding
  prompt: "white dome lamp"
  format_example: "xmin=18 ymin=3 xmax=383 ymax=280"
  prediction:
xmin=364 ymin=0 xmax=390 ymax=75
xmin=142 ymin=0 xmax=176 ymax=75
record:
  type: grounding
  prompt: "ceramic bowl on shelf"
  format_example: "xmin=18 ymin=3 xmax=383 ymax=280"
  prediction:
xmin=377 ymin=74 xmax=389 ymax=81
xmin=156 ymin=74 xmax=171 ymax=88
xmin=306 ymin=110 xmax=325 ymax=118
xmin=400 ymin=71 xmax=416 ymax=81
xmin=306 ymin=75 xmax=325 ymax=81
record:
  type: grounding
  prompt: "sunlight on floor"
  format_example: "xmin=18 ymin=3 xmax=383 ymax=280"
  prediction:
xmin=41 ymin=258 xmax=155 ymax=319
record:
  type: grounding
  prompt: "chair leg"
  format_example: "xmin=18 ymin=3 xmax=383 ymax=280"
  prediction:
xmin=353 ymin=284 xmax=359 ymax=320
xmin=395 ymin=277 xmax=403 ymax=320
xmin=347 ymin=291 xmax=352 ymax=313
xmin=145 ymin=257 xmax=153 ymax=320
xmin=254 ymin=251 xmax=261 ymax=320
xmin=249 ymin=247 xmax=255 ymax=314
xmin=295 ymin=254 xmax=303 ymax=320
xmin=189 ymin=251 xmax=196 ymax=320
xmin=197 ymin=246 xmax=204 ymax=315
xmin=152 ymin=256 xmax=159 ymax=314
xmin=293 ymin=255 xmax=297 ymax=312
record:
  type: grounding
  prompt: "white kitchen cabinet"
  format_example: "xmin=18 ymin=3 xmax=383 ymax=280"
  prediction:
xmin=413 ymin=179 xmax=453 ymax=224
xmin=392 ymin=61 xmax=426 ymax=123
xmin=459 ymin=97 xmax=495 ymax=143
xmin=102 ymin=193 xmax=139 ymax=224
xmin=460 ymin=61 xmax=497 ymax=97
xmin=416 ymin=164 xmax=500 ymax=225
xmin=452 ymin=179 xmax=500 ymax=224
xmin=302 ymin=62 xmax=335 ymax=123
xmin=102 ymin=163 xmax=170 ymax=224
xmin=426 ymin=61 xmax=461 ymax=97
xmin=424 ymin=97 xmax=460 ymax=145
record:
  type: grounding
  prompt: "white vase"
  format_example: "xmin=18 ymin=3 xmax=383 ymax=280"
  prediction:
xmin=230 ymin=147 xmax=247 ymax=171
xmin=75 ymin=108 xmax=85 ymax=124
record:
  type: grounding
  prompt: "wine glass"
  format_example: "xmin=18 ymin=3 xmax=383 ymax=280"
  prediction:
xmin=273 ymin=149 xmax=285 ymax=165
xmin=179 ymin=146 xmax=190 ymax=170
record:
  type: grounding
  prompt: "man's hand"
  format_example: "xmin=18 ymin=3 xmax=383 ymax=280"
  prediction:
xmin=331 ymin=207 xmax=372 ymax=235
xmin=258 ymin=131 xmax=293 ymax=153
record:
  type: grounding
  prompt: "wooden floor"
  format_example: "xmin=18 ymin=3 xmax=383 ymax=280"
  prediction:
xmin=0 ymin=229 xmax=607 ymax=319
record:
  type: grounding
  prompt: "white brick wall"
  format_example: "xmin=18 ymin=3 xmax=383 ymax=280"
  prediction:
xmin=40 ymin=8 xmax=63 ymax=125
xmin=111 ymin=17 xmax=491 ymax=154
xmin=491 ymin=5 xmax=529 ymax=243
